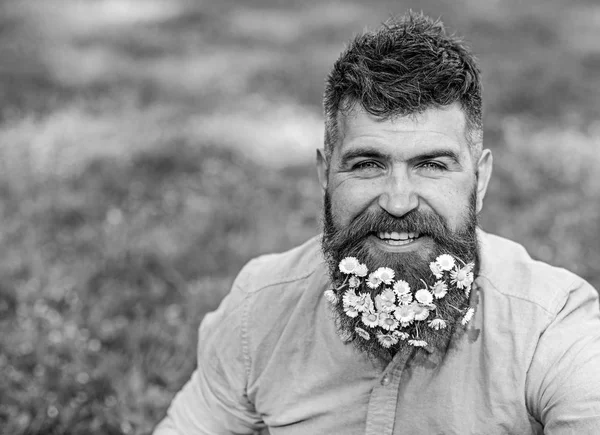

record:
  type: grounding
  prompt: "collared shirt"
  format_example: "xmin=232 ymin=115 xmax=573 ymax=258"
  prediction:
xmin=155 ymin=231 xmax=600 ymax=434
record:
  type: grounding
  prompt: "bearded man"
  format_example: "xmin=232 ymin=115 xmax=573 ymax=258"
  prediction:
xmin=154 ymin=11 xmax=600 ymax=435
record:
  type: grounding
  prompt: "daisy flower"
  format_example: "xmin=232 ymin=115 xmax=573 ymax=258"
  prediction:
xmin=362 ymin=312 xmax=380 ymax=328
xmin=394 ymin=305 xmax=415 ymax=326
xmin=392 ymin=331 xmax=409 ymax=340
xmin=412 ymin=303 xmax=430 ymax=321
xmin=431 ymin=280 xmax=448 ymax=299
xmin=377 ymin=332 xmax=398 ymax=348
xmin=323 ymin=289 xmax=338 ymax=304
xmin=398 ymin=292 xmax=413 ymax=305
xmin=380 ymin=288 xmax=396 ymax=302
xmin=378 ymin=313 xmax=399 ymax=331
xmin=375 ymin=288 xmax=396 ymax=309
xmin=408 ymin=339 xmax=428 ymax=347
xmin=339 ymin=257 xmax=360 ymax=274
xmin=415 ymin=289 xmax=434 ymax=305
xmin=461 ymin=308 xmax=475 ymax=325
xmin=429 ymin=262 xmax=443 ymax=279
xmin=451 ymin=267 xmax=474 ymax=290
xmin=436 ymin=254 xmax=456 ymax=271
xmin=374 ymin=267 xmax=395 ymax=285
xmin=428 ymin=318 xmax=447 ymax=330
xmin=355 ymin=293 xmax=374 ymax=313
xmin=393 ymin=280 xmax=411 ymax=296
xmin=355 ymin=327 xmax=370 ymax=341
xmin=348 ymin=276 xmax=361 ymax=289
xmin=354 ymin=263 xmax=369 ymax=278
xmin=344 ymin=305 xmax=359 ymax=318
xmin=366 ymin=272 xmax=382 ymax=289
xmin=342 ymin=289 xmax=359 ymax=307
xmin=374 ymin=294 xmax=396 ymax=313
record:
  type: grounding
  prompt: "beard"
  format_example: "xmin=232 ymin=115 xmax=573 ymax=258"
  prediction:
xmin=321 ymin=188 xmax=480 ymax=362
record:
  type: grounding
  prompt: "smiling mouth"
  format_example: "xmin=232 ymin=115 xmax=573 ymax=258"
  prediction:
xmin=375 ymin=231 xmax=422 ymax=246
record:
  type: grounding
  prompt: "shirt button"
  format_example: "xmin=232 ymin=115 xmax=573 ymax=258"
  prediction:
xmin=381 ymin=375 xmax=390 ymax=386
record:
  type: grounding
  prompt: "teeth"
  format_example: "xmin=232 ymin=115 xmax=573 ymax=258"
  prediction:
xmin=377 ymin=232 xmax=421 ymax=240
xmin=384 ymin=239 xmax=413 ymax=246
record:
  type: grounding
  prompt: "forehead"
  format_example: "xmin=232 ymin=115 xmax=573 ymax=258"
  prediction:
xmin=336 ymin=104 xmax=470 ymax=158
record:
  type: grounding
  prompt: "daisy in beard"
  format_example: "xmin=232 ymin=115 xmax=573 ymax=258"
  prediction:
xmin=412 ymin=303 xmax=430 ymax=321
xmin=431 ymin=281 xmax=448 ymax=299
xmin=343 ymin=289 xmax=359 ymax=307
xmin=355 ymin=327 xmax=370 ymax=340
xmin=374 ymin=289 xmax=396 ymax=312
xmin=451 ymin=266 xmax=474 ymax=290
xmin=398 ymin=292 xmax=413 ymax=305
xmin=436 ymin=254 xmax=455 ymax=271
xmin=428 ymin=318 xmax=447 ymax=330
xmin=339 ymin=257 xmax=360 ymax=274
xmin=393 ymin=280 xmax=411 ymax=296
xmin=354 ymin=264 xmax=369 ymax=277
xmin=415 ymin=289 xmax=434 ymax=305
xmin=324 ymin=289 xmax=338 ymax=304
xmin=462 ymin=308 xmax=475 ymax=325
xmin=429 ymin=262 xmax=443 ymax=279
xmin=378 ymin=312 xmax=399 ymax=331
xmin=366 ymin=272 xmax=382 ymax=289
xmin=348 ymin=276 xmax=361 ymax=288
xmin=373 ymin=267 xmax=395 ymax=285
xmin=394 ymin=305 xmax=415 ymax=326
xmin=362 ymin=311 xmax=380 ymax=328
xmin=409 ymin=339 xmax=428 ymax=348
xmin=392 ymin=331 xmax=409 ymax=341
xmin=344 ymin=304 xmax=359 ymax=318
xmin=354 ymin=293 xmax=374 ymax=313
xmin=377 ymin=333 xmax=398 ymax=348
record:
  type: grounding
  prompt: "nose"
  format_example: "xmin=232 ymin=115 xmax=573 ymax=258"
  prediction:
xmin=377 ymin=171 xmax=419 ymax=218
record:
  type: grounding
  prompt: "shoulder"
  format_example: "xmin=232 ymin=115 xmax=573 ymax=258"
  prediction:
xmin=477 ymin=230 xmax=591 ymax=316
xmin=198 ymin=236 xmax=326 ymax=364
xmin=233 ymin=235 xmax=326 ymax=295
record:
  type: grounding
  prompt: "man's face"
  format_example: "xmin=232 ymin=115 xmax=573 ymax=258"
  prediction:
xmin=319 ymin=103 xmax=492 ymax=273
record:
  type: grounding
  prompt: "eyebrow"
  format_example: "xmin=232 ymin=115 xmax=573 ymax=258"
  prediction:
xmin=408 ymin=149 xmax=461 ymax=165
xmin=340 ymin=147 xmax=390 ymax=165
xmin=340 ymin=146 xmax=461 ymax=165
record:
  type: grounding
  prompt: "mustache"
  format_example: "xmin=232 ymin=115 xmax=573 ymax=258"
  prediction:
xmin=324 ymin=207 xmax=453 ymax=249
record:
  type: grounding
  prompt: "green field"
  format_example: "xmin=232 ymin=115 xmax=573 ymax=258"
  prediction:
xmin=1 ymin=0 xmax=599 ymax=433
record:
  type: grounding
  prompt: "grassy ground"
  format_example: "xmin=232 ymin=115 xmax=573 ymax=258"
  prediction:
xmin=1 ymin=0 xmax=599 ymax=433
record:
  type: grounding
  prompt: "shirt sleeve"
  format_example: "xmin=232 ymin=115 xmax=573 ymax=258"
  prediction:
xmin=525 ymin=278 xmax=600 ymax=434
xmin=154 ymin=261 xmax=266 ymax=435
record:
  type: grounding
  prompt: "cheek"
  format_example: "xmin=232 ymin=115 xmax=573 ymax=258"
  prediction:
xmin=328 ymin=181 xmax=380 ymax=227
xmin=422 ymin=184 xmax=473 ymax=231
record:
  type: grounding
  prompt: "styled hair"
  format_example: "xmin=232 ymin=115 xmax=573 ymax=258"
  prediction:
xmin=323 ymin=11 xmax=482 ymax=159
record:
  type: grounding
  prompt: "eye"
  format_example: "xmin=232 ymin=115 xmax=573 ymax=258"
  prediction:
xmin=419 ymin=161 xmax=446 ymax=171
xmin=353 ymin=161 xmax=383 ymax=171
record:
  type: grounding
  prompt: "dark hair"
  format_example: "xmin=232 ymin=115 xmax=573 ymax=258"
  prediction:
xmin=323 ymin=11 xmax=482 ymax=159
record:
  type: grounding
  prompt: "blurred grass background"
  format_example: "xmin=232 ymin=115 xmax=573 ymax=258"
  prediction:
xmin=1 ymin=0 xmax=599 ymax=433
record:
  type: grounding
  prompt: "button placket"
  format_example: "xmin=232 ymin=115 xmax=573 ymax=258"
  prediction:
xmin=365 ymin=350 xmax=414 ymax=435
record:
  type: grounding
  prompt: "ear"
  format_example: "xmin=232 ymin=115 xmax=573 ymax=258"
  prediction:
xmin=316 ymin=148 xmax=329 ymax=192
xmin=475 ymin=148 xmax=493 ymax=214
